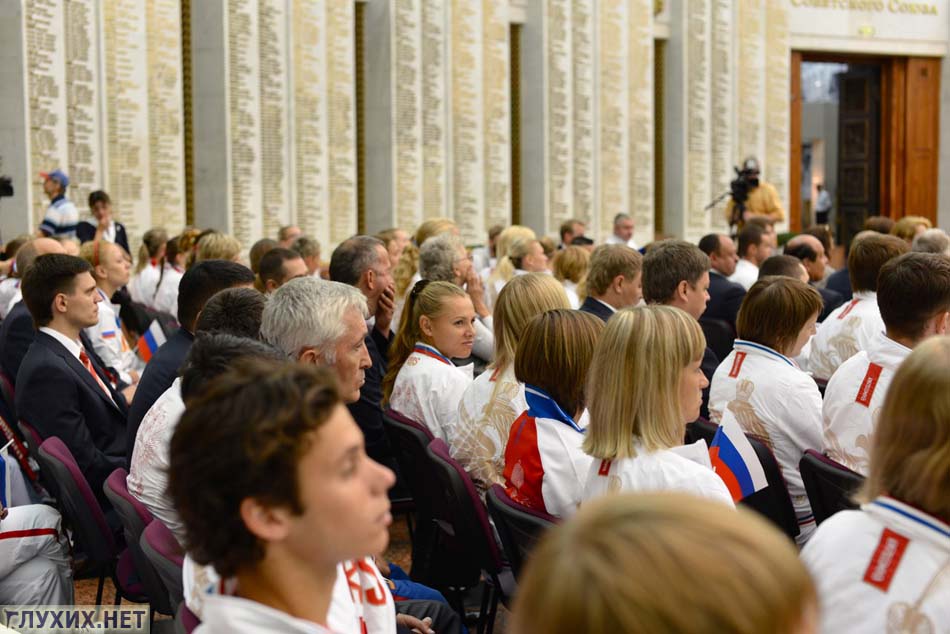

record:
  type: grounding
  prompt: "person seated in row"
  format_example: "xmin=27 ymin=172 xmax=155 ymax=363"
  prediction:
xmin=79 ymin=240 xmax=143 ymax=387
xmin=579 ymin=244 xmax=643 ymax=322
xmin=418 ymin=232 xmax=494 ymax=362
xmin=698 ymin=233 xmax=746 ymax=332
xmin=551 ymin=245 xmax=589 ymax=309
xmin=257 ymin=247 xmax=308 ymax=294
xmin=808 ymin=232 xmax=908 ymax=381
xmin=170 ymin=360 xmax=457 ymax=634
xmin=0 ymin=503 xmax=73 ymax=605
xmin=152 ymin=230 xmax=197 ymax=315
xmin=891 ymin=215 xmax=931 ymax=245
xmin=911 ymin=227 xmax=950 ymax=255
xmin=803 ymin=336 xmax=950 ymax=632
xmin=484 ymin=226 xmax=538 ymax=308
xmin=785 ymin=233 xmax=843 ymax=322
xmin=513 ymin=493 xmax=816 ymax=634
xmin=728 ymin=221 xmax=774 ymax=290
xmin=642 ymin=240 xmax=715 ymax=418
xmin=291 ymin=236 xmax=322 ymax=277
xmin=16 ymin=254 xmax=130 ymax=505
xmin=392 ymin=218 xmax=458 ymax=325
xmin=823 ymin=253 xmax=950 ymax=474
xmin=503 ymin=309 xmax=603 ymax=518
xmin=383 ymin=281 xmax=475 ymax=442
xmin=583 ymin=306 xmax=733 ymax=506
xmin=709 ymin=277 xmax=823 ymax=543
xmin=249 ymin=238 xmax=279 ymax=279
xmin=128 ymin=228 xmax=167 ymax=305
xmin=455 ymin=273 xmax=569 ymax=494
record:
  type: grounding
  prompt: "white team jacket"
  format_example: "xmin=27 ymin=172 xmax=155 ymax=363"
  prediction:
xmin=152 ymin=264 xmax=184 ymax=317
xmin=389 ymin=343 xmax=473 ymax=443
xmin=128 ymin=262 xmax=161 ymax=306
xmin=809 ymin=291 xmax=883 ymax=381
xmin=454 ymin=364 xmax=527 ymax=494
xmin=822 ymin=333 xmax=910 ymax=475
xmin=582 ymin=440 xmax=734 ymax=508
xmin=502 ymin=386 xmax=591 ymax=518
xmin=801 ymin=497 xmax=950 ymax=634
xmin=709 ymin=340 xmax=823 ymax=542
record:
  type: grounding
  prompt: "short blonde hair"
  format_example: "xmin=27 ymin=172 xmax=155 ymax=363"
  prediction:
xmin=488 ymin=226 xmax=537 ymax=294
xmin=860 ymin=336 xmax=950 ymax=519
xmin=891 ymin=215 xmax=932 ymax=243
xmin=552 ymin=246 xmax=590 ymax=285
xmin=585 ymin=244 xmax=642 ymax=296
xmin=584 ymin=306 xmax=706 ymax=459
xmin=195 ymin=233 xmax=241 ymax=264
xmin=492 ymin=273 xmax=570 ymax=371
xmin=513 ymin=493 xmax=815 ymax=634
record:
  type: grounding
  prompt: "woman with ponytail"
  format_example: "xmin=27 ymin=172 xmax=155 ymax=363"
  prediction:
xmin=485 ymin=226 xmax=539 ymax=308
xmin=128 ymin=228 xmax=167 ymax=305
xmin=383 ymin=280 xmax=476 ymax=442
xmin=153 ymin=229 xmax=199 ymax=315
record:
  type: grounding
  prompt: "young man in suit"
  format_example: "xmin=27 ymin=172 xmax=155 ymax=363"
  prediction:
xmin=15 ymin=254 xmax=129 ymax=504
xmin=579 ymin=244 xmax=643 ymax=322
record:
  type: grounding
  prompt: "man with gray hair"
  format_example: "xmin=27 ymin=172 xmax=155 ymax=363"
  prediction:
xmin=605 ymin=213 xmax=638 ymax=249
xmin=260 ymin=277 xmax=371 ymax=404
xmin=911 ymin=227 xmax=950 ymax=255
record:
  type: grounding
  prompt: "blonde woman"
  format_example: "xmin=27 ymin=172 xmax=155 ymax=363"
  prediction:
xmin=513 ymin=493 xmax=817 ymax=634
xmin=128 ymin=227 xmax=167 ymax=305
xmin=454 ymin=274 xmax=570 ymax=494
xmin=802 ymin=336 xmax=950 ymax=632
xmin=552 ymin=246 xmax=590 ymax=309
xmin=484 ymin=225 xmax=536 ymax=308
xmin=582 ymin=306 xmax=733 ymax=506
xmin=488 ymin=236 xmax=548 ymax=307
xmin=891 ymin=214 xmax=932 ymax=244
xmin=503 ymin=309 xmax=603 ymax=518
xmin=153 ymin=231 xmax=198 ymax=315
xmin=194 ymin=232 xmax=242 ymax=265
xmin=709 ymin=276 xmax=824 ymax=543
xmin=383 ymin=280 xmax=475 ymax=442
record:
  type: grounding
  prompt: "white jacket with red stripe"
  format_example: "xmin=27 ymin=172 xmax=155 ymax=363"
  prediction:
xmin=822 ymin=332 xmax=910 ymax=475
xmin=709 ymin=340 xmax=823 ymax=543
xmin=809 ymin=291 xmax=883 ymax=381
xmin=502 ymin=387 xmax=592 ymax=518
xmin=801 ymin=497 xmax=950 ymax=634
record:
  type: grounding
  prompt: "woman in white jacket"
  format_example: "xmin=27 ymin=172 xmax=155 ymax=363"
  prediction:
xmin=383 ymin=280 xmax=476 ymax=442
xmin=582 ymin=306 xmax=734 ymax=507
xmin=802 ymin=336 xmax=950 ymax=633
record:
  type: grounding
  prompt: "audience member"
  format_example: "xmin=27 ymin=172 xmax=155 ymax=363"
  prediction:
xmin=582 ymin=306 xmax=731 ymax=505
xmin=471 ymin=224 xmax=504 ymax=272
xmin=16 ymin=254 xmax=129 ymax=504
xmin=784 ymin=233 xmax=843 ymax=321
xmin=291 ymin=235 xmax=322 ymax=276
xmin=558 ymin=219 xmax=586 ymax=250
xmin=248 ymin=238 xmax=278 ymax=277
xmin=551 ymin=245 xmax=589 ymax=309
xmin=130 ymin=333 xmax=283 ymax=541
xmin=729 ymin=223 xmax=773 ymax=290
xmin=76 ymin=190 xmax=130 ymax=254
xmin=605 ymin=213 xmax=638 ymax=249
xmin=698 ymin=233 xmax=746 ymax=330
xmin=802 ymin=224 xmax=836 ymax=280
xmin=488 ymin=237 xmax=548 ymax=304
xmin=803 ymin=336 xmax=950 ymax=632
xmin=456 ymin=274 xmax=570 ymax=494
xmin=0 ymin=504 xmax=73 ymax=605
xmin=126 ymin=259 xmax=255 ymax=461
xmin=194 ymin=233 xmax=242 ymax=266
xmin=514 ymin=493 xmax=816 ymax=634
xmin=823 ymin=253 xmax=950 ymax=473
xmin=55 ymin=235 xmax=81 ymax=256
xmin=808 ymin=233 xmax=908 ymax=380
xmin=383 ymin=281 xmax=475 ymax=442
xmin=864 ymin=215 xmax=895 ymax=234
xmin=911 ymin=227 xmax=950 ymax=255
xmin=758 ymin=254 xmax=809 ymax=281
xmin=484 ymin=225 xmax=536 ymax=307
xmin=78 ymin=240 xmax=141 ymax=386
xmin=377 ymin=227 xmax=411 ymax=271
xmin=393 ymin=218 xmax=458 ymax=309
xmin=503 ymin=309 xmax=602 ymax=517
xmin=277 ymin=224 xmax=302 ymax=248
xmin=579 ymin=244 xmax=642 ymax=321
xmin=257 ymin=247 xmax=308 ymax=293
xmin=709 ymin=277 xmax=823 ymax=543
xmin=128 ymin=228 xmax=168 ymax=305
xmin=152 ymin=232 xmax=192 ymax=315
xmin=642 ymin=240 xmax=715 ymax=418
xmin=890 ymin=215 xmax=932 ymax=244
xmin=194 ymin=287 xmax=268 ymax=339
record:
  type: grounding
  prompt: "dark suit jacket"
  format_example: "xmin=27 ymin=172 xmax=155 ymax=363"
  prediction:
xmin=347 ymin=327 xmax=404 ymax=496
xmin=705 ymin=271 xmax=746 ymax=330
xmin=76 ymin=221 xmax=131 ymax=256
xmin=579 ymin=296 xmax=614 ymax=322
xmin=126 ymin=328 xmax=194 ymax=462
xmin=825 ymin=267 xmax=853 ymax=302
xmin=700 ymin=346 xmax=719 ymax=421
xmin=15 ymin=331 xmax=129 ymax=502
xmin=817 ymin=286 xmax=845 ymax=323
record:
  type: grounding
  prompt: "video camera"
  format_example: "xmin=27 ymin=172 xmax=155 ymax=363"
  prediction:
xmin=728 ymin=158 xmax=761 ymax=227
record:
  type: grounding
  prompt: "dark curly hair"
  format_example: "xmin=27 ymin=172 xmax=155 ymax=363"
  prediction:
xmin=168 ymin=358 xmax=340 ymax=577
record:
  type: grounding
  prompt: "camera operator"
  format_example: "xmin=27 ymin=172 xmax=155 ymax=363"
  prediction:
xmin=725 ymin=157 xmax=785 ymax=230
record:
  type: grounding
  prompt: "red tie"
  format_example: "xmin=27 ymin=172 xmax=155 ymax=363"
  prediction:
xmin=79 ymin=348 xmax=112 ymax=400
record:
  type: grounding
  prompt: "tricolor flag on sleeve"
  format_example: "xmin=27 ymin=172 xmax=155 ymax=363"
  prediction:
xmin=708 ymin=417 xmax=769 ymax=503
xmin=136 ymin=320 xmax=167 ymax=363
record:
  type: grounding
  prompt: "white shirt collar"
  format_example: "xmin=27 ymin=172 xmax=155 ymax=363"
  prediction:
xmin=592 ymin=297 xmax=617 ymax=313
xmin=39 ymin=326 xmax=82 ymax=360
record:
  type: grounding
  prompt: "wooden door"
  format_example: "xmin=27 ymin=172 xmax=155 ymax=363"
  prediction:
xmin=836 ymin=66 xmax=881 ymax=247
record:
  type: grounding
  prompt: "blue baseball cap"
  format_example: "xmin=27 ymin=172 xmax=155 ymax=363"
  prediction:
xmin=39 ymin=169 xmax=69 ymax=188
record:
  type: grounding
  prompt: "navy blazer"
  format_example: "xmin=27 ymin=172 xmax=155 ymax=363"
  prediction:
xmin=825 ymin=267 xmax=853 ymax=302
xmin=579 ymin=296 xmax=614 ymax=322
xmin=125 ymin=328 xmax=194 ymax=462
xmin=16 ymin=331 xmax=129 ymax=502
xmin=76 ymin=221 xmax=131 ymax=256
xmin=705 ymin=271 xmax=746 ymax=330
xmin=817 ymin=286 xmax=845 ymax=323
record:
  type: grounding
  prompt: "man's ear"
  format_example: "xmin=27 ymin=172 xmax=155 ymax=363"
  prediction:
xmin=676 ymin=280 xmax=690 ymax=302
xmin=240 ymin=497 xmax=292 ymax=543
xmin=52 ymin=293 xmax=68 ymax=316
xmin=299 ymin=347 xmax=325 ymax=365
xmin=363 ymin=268 xmax=376 ymax=292
xmin=932 ymin=311 xmax=950 ymax=336
xmin=611 ymin=274 xmax=626 ymax=294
